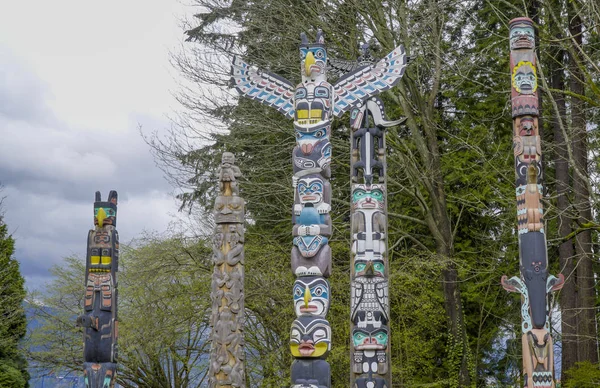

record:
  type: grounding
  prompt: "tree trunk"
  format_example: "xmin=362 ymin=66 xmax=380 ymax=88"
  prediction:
xmin=548 ymin=0 xmax=578 ymax=373
xmin=569 ymin=6 xmax=599 ymax=365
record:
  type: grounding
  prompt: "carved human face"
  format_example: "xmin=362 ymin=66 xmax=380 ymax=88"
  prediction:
xmin=297 ymin=176 xmax=325 ymax=206
xmin=293 ymin=276 xmax=330 ymax=317
xmin=214 ymin=195 xmax=244 ymax=224
xmin=512 ymin=61 xmax=537 ymax=94
xmin=221 ymin=152 xmax=235 ymax=165
xmin=509 ymin=22 xmax=535 ymax=50
xmin=352 ymin=325 xmax=388 ymax=350
xmin=518 ymin=116 xmax=536 ymax=136
xmin=352 ymin=185 xmax=385 ymax=211
xmin=290 ymin=316 xmax=331 ymax=358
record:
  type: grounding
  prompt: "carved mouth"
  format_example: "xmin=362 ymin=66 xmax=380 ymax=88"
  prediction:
xmin=359 ymin=202 xmax=376 ymax=208
xmin=298 ymin=342 xmax=315 ymax=356
xmin=355 ymin=344 xmax=386 ymax=351
xmin=299 ymin=305 xmax=318 ymax=313
xmin=302 ymin=195 xmax=317 ymax=202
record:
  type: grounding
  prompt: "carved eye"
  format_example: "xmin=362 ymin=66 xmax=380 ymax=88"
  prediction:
xmin=314 ymin=49 xmax=325 ymax=58
xmin=355 ymin=263 xmax=366 ymax=272
xmin=312 ymin=285 xmax=324 ymax=296
xmin=313 ymin=329 xmax=327 ymax=341
xmin=310 ymin=184 xmax=321 ymax=192
xmin=291 ymin=328 xmax=302 ymax=342
xmin=294 ymin=285 xmax=303 ymax=298
xmin=314 ymin=129 xmax=325 ymax=138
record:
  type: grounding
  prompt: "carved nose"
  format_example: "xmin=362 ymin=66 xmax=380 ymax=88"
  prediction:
xmin=301 ymin=144 xmax=314 ymax=154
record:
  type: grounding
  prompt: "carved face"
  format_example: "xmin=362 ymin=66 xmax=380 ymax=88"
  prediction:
xmin=352 ymin=326 xmax=388 ymax=350
xmin=221 ymin=152 xmax=235 ymax=165
xmin=290 ymin=316 xmax=331 ymax=358
xmin=354 ymin=258 xmax=385 ymax=277
xmin=518 ymin=116 xmax=536 ymax=136
xmin=352 ymin=185 xmax=385 ymax=210
xmin=300 ymin=45 xmax=327 ymax=81
xmin=94 ymin=202 xmax=117 ymax=227
xmin=295 ymin=126 xmax=329 ymax=155
xmin=297 ymin=176 xmax=325 ymax=205
xmin=512 ymin=61 xmax=537 ymax=94
xmin=294 ymin=235 xmax=328 ymax=257
xmin=214 ymin=195 xmax=244 ymax=223
xmin=293 ymin=276 xmax=330 ymax=317
xmin=509 ymin=23 xmax=535 ymax=50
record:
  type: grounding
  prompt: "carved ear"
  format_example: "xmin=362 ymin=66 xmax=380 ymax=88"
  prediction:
xmin=95 ymin=191 xmax=101 ymax=202
xmin=108 ymin=190 xmax=118 ymax=205
xmin=301 ymin=32 xmax=309 ymax=44
xmin=316 ymin=29 xmax=324 ymax=44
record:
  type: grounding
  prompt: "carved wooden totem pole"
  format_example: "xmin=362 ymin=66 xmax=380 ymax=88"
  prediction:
xmin=231 ymin=30 xmax=406 ymax=387
xmin=500 ymin=17 xmax=564 ymax=388
xmin=76 ymin=191 xmax=119 ymax=388
xmin=209 ymin=152 xmax=246 ymax=387
xmin=334 ymin=43 xmax=406 ymax=388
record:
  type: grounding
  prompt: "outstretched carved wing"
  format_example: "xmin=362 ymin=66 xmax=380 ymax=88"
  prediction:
xmin=333 ymin=45 xmax=407 ymax=117
xmin=230 ymin=56 xmax=296 ymax=119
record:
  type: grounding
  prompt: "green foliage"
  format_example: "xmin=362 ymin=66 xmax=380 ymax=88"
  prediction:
xmin=0 ymin=361 xmax=27 ymax=388
xmin=0 ymin=216 xmax=29 ymax=386
xmin=27 ymin=234 xmax=213 ymax=388
xmin=562 ymin=361 xmax=600 ymax=388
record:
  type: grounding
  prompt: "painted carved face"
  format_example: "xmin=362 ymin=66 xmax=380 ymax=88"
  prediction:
xmin=294 ymin=235 xmax=328 ymax=258
xmin=214 ymin=195 xmax=245 ymax=224
xmin=519 ymin=116 xmax=536 ymax=136
xmin=297 ymin=176 xmax=325 ymax=205
xmin=512 ymin=61 xmax=537 ymax=94
xmin=293 ymin=276 xmax=330 ymax=316
xmin=300 ymin=46 xmax=327 ymax=81
xmin=94 ymin=203 xmax=117 ymax=227
xmin=509 ymin=23 xmax=535 ymax=50
xmin=290 ymin=316 xmax=331 ymax=358
xmin=352 ymin=326 xmax=388 ymax=350
xmin=352 ymin=185 xmax=385 ymax=210
xmin=295 ymin=125 xmax=329 ymax=155
xmin=354 ymin=258 xmax=385 ymax=277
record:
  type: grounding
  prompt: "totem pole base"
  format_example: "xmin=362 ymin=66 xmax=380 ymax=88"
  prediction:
xmin=83 ymin=362 xmax=117 ymax=388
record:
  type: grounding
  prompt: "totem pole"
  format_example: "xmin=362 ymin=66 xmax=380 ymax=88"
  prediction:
xmin=76 ymin=191 xmax=119 ymax=388
xmin=500 ymin=17 xmax=564 ymax=388
xmin=231 ymin=30 xmax=406 ymax=387
xmin=208 ymin=152 xmax=246 ymax=387
xmin=333 ymin=43 xmax=405 ymax=388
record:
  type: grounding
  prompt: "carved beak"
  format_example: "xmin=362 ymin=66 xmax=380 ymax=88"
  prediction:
xmin=96 ymin=208 xmax=107 ymax=228
xmin=304 ymin=285 xmax=311 ymax=308
xmin=305 ymin=51 xmax=315 ymax=77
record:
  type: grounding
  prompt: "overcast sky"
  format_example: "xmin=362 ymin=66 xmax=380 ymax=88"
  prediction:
xmin=0 ymin=1 xmax=195 ymax=291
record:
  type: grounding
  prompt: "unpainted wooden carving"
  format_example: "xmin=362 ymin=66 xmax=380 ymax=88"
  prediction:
xmin=209 ymin=152 xmax=246 ymax=387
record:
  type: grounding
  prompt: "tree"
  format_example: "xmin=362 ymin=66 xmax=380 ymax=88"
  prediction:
xmin=0 ymin=195 xmax=29 ymax=387
xmin=27 ymin=234 xmax=213 ymax=387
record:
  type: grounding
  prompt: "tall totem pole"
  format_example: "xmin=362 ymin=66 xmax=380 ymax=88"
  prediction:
xmin=209 ymin=152 xmax=246 ymax=387
xmin=231 ymin=30 xmax=406 ymax=387
xmin=501 ymin=17 xmax=564 ymax=388
xmin=342 ymin=45 xmax=405 ymax=388
xmin=77 ymin=191 xmax=119 ymax=388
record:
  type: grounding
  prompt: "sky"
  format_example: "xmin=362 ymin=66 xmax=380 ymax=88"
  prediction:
xmin=0 ymin=0 xmax=196 ymax=291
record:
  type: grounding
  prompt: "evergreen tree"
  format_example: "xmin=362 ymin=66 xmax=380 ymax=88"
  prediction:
xmin=0 ymin=212 xmax=29 ymax=387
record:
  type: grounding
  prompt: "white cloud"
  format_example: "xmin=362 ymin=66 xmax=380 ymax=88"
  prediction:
xmin=0 ymin=0 xmax=195 ymax=290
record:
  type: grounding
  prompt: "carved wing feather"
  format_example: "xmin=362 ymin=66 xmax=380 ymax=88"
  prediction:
xmin=333 ymin=45 xmax=407 ymax=117
xmin=230 ymin=56 xmax=295 ymax=119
